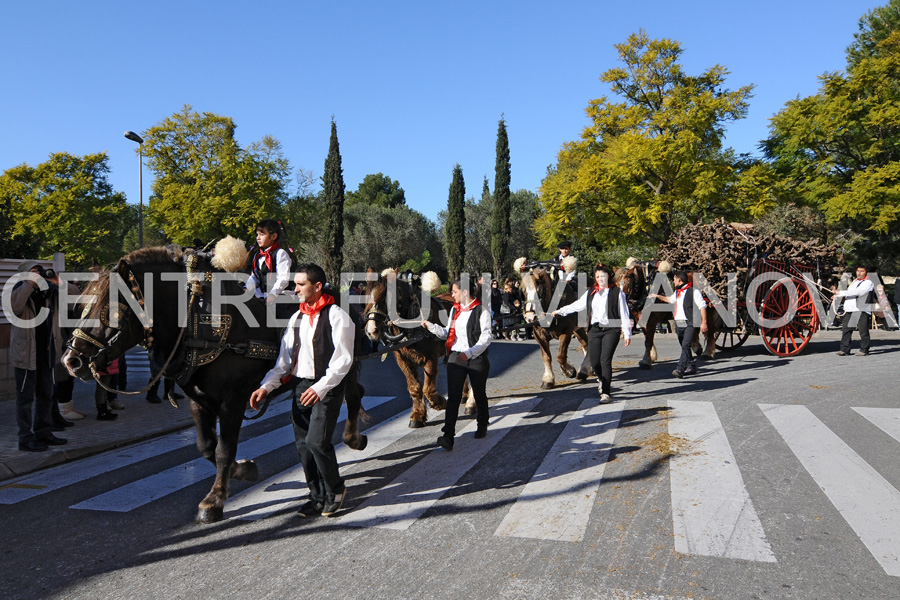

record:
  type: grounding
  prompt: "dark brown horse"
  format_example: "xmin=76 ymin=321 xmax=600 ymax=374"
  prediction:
xmin=515 ymin=258 xmax=591 ymax=389
xmin=363 ymin=272 xmax=451 ymax=428
xmin=62 ymin=245 xmax=366 ymax=523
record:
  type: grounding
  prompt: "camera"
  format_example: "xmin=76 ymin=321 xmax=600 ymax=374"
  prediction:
xmin=42 ymin=267 xmax=56 ymax=280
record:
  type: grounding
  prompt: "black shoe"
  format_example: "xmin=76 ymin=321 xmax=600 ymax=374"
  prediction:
xmin=474 ymin=426 xmax=487 ymax=439
xmin=436 ymin=435 xmax=454 ymax=451
xmin=37 ymin=433 xmax=68 ymax=446
xmin=53 ymin=414 xmax=74 ymax=428
xmin=97 ymin=408 xmax=118 ymax=421
xmin=18 ymin=439 xmax=49 ymax=452
xmin=146 ymin=395 xmax=162 ymax=404
xmin=683 ymin=368 xmax=697 ymax=376
xmin=322 ymin=491 xmax=346 ymax=517
xmin=672 ymin=369 xmax=684 ymax=379
xmin=297 ymin=499 xmax=324 ymax=518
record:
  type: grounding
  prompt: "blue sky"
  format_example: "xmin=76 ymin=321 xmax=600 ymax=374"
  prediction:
xmin=0 ymin=1 xmax=881 ymax=224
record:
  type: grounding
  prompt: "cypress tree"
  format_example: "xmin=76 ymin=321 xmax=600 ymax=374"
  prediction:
xmin=482 ymin=175 xmax=491 ymax=203
xmin=445 ymin=164 xmax=466 ymax=282
xmin=322 ymin=118 xmax=345 ymax=284
xmin=491 ymin=117 xmax=511 ymax=278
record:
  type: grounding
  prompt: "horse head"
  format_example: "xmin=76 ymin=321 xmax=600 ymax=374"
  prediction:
xmin=515 ymin=257 xmax=555 ymax=324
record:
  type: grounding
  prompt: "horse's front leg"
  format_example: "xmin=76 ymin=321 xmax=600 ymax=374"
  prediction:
xmin=534 ymin=330 xmax=556 ymax=389
xmin=574 ymin=328 xmax=591 ymax=380
xmin=640 ymin=316 xmax=658 ymax=369
xmin=342 ymin=362 xmax=368 ymax=451
xmin=195 ymin=406 xmax=245 ymax=524
xmin=422 ymin=354 xmax=446 ymax=411
xmin=395 ymin=353 xmax=427 ymax=428
xmin=556 ymin=332 xmax=577 ymax=379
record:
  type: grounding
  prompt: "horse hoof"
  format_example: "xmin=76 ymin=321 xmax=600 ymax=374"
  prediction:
xmin=196 ymin=506 xmax=224 ymax=524
xmin=464 ymin=406 xmax=476 ymax=416
xmin=540 ymin=382 xmax=554 ymax=390
xmin=234 ymin=459 xmax=258 ymax=482
xmin=409 ymin=419 xmax=426 ymax=429
xmin=576 ymin=373 xmax=588 ymax=381
xmin=356 ymin=435 xmax=368 ymax=451
xmin=638 ymin=362 xmax=651 ymax=370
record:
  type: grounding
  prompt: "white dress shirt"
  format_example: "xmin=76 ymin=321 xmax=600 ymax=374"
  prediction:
xmin=662 ymin=286 xmax=707 ymax=322
xmin=425 ymin=300 xmax=493 ymax=359
xmin=838 ymin=278 xmax=875 ymax=314
xmin=260 ymin=303 xmax=355 ymax=398
xmin=246 ymin=247 xmax=292 ymax=298
xmin=556 ymin=287 xmax=632 ymax=340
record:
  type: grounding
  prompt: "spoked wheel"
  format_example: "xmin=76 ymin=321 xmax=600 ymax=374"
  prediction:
xmin=715 ymin=306 xmax=752 ymax=351
xmin=759 ymin=278 xmax=819 ymax=357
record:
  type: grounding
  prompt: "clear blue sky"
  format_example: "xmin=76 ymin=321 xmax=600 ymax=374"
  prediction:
xmin=0 ymin=0 xmax=881 ymax=224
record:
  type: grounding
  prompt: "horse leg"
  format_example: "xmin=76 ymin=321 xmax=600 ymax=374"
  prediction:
xmin=463 ymin=378 xmax=476 ymax=416
xmin=341 ymin=362 xmax=368 ymax=451
xmin=556 ymin=332 xmax=577 ymax=379
xmin=395 ymin=353 xmax=427 ymax=428
xmin=535 ymin=330 xmax=556 ymax=389
xmin=195 ymin=406 xmax=245 ymax=524
xmin=640 ymin=315 xmax=657 ymax=369
xmin=574 ymin=328 xmax=591 ymax=380
xmin=422 ymin=355 xmax=446 ymax=411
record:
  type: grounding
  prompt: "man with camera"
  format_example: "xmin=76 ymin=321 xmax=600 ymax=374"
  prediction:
xmin=10 ymin=261 xmax=70 ymax=452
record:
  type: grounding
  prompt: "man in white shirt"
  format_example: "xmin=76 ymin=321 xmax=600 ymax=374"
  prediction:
xmin=836 ymin=266 xmax=876 ymax=356
xmin=649 ymin=270 xmax=708 ymax=378
xmin=249 ymin=263 xmax=355 ymax=517
xmin=557 ymin=240 xmax=576 ymax=283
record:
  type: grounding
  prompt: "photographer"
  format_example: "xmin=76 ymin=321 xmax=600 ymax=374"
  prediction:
xmin=10 ymin=261 xmax=70 ymax=452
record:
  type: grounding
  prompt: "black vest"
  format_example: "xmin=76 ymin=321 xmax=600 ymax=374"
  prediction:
xmin=447 ymin=304 xmax=489 ymax=368
xmin=586 ymin=287 xmax=622 ymax=330
xmin=251 ymin=252 xmax=271 ymax=294
xmin=676 ymin=285 xmax=696 ymax=326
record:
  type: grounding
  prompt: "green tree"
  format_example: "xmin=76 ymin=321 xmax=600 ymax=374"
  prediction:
xmin=847 ymin=0 xmax=900 ymax=68
xmin=445 ymin=164 xmax=466 ymax=281
xmin=537 ymin=31 xmax=754 ymax=251
xmin=0 ymin=152 xmax=129 ymax=267
xmin=341 ymin=203 xmax=442 ymax=275
xmin=345 ymin=172 xmax=406 ymax=208
xmin=141 ymin=105 xmax=290 ymax=245
xmin=321 ymin=118 xmax=345 ymax=284
xmin=491 ymin=117 xmax=512 ymax=278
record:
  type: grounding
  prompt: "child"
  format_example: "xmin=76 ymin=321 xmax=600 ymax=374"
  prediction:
xmin=246 ymin=219 xmax=293 ymax=300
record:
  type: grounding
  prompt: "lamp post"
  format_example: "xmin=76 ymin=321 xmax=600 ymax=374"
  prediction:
xmin=124 ymin=130 xmax=144 ymax=248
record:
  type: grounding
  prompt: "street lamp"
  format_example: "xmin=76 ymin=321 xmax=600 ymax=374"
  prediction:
xmin=124 ymin=130 xmax=144 ymax=248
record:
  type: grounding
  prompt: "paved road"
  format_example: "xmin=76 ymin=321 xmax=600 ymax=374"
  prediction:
xmin=1 ymin=330 xmax=899 ymax=600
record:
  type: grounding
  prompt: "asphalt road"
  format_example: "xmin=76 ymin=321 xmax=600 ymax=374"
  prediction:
xmin=2 ymin=329 xmax=899 ymax=600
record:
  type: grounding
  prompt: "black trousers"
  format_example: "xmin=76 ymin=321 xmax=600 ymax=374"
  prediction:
xmin=675 ymin=324 xmax=697 ymax=373
xmin=587 ymin=326 xmax=620 ymax=395
xmin=840 ymin=311 xmax=871 ymax=353
xmin=443 ymin=353 xmax=490 ymax=439
xmin=291 ymin=379 xmax=345 ymax=501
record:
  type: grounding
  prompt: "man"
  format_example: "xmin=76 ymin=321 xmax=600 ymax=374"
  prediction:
xmin=10 ymin=261 xmax=69 ymax=451
xmin=650 ymin=270 xmax=708 ymax=378
xmin=557 ymin=240 xmax=576 ymax=283
xmin=836 ymin=266 xmax=876 ymax=356
xmin=249 ymin=263 xmax=355 ymax=517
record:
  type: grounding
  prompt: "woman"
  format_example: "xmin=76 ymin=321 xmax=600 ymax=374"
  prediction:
xmin=422 ymin=278 xmax=493 ymax=450
xmin=552 ymin=264 xmax=631 ymax=403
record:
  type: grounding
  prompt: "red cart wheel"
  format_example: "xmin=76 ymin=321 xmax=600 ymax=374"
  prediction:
xmin=759 ymin=278 xmax=819 ymax=357
xmin=715 ymin=307 xmax=752 ymax=351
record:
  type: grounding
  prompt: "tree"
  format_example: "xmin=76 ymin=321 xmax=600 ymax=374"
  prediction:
xmin=445 ymin=164 xmax=466 ymax=281
xmin=345 ymin=173 xmax=406 ymax=208
xmin=141 ymin=105 xmax=290 ymax=245
xmin=847 ymin=0 xmax=900 ymax=68
xmin=321 ymin=118 xmax=346 ymax=284
xmin=491 ymin=117 xmax=511 ymax=278
xmin=340 ymin=203 xmax=442 ymax=276
xmin=0 ymin=152 xmax=129 ymax=267
xmin=537 ymin=31 xmax=754 ymax=251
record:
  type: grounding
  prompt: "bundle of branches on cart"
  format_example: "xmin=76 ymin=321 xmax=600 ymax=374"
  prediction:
xmin=658 ymin=219 xmax=845 ymax=299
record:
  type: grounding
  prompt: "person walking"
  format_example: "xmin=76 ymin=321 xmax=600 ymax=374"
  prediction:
xmin=249 ymin=263 xmax=355 ymax=517
xmin=552 ymin=264 xmax=631 ymax=403
xmin=649 ymin=270 xmax=708 ymax=378
xmin=422 ymin=278 xmax=493 ymax=450
xmin=836 ymin=265 xmax=876 ymax=356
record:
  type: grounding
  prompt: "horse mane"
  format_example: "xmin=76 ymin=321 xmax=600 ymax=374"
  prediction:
xmin=123 ymin=246 xmax=174 ymax=267
xmin=80 ymin=247 xmax=177 ymax=321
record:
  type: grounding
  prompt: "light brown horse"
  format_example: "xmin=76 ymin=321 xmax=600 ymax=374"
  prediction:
xmin=515 ymin=258 xmax=591 ymax=389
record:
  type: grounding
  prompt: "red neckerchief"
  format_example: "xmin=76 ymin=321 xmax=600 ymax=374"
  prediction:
xmin=297 ymin=293 xmax=334 ymax=325
xmin=676 ymin=283 xmax=692 ymax=298
xmin=855 ymin=278 xmax=867 ymax=282
xmin=592 ymin=284 xmax=611 ymax=292
xmin=446 ymin=299 xmax=481 ymax=353
xmin=257 ymin=242 xmax=281 ymax=272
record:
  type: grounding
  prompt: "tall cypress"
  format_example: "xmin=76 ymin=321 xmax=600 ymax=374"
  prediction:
xmin=482 ymin=175 xmax=491 ymax=202
xmin=491 ymin=117 xmax=511 ymax=278
xmin=445 ymin=164 xmax=466 ymax=282
xmin=322 ymin=118 xmax=345 ymax=284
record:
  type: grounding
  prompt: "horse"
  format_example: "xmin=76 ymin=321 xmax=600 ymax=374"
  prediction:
xmin=363 ymin=270 xmax=454 ymax=428
xmin=514 ymin=257 xmax=591 ymax=389
xmin=616 ymin=258 xmax=718 ymax=369
xmin=62 ymin=242 xmax=367 ymax=523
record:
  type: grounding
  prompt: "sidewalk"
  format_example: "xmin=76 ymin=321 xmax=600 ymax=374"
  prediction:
xmin=0 ymin=375 xmax=195 ymax=483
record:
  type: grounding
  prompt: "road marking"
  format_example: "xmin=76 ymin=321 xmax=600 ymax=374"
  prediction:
xmin=494 ymin=399 xmax=621 ymax=542
xmin=761 ymin=403 xmax=900 ymax=576
xmin=69 ymin=396 xmax=395 ymax=513
xmin=339 ymin=395 xmax=542 ymax=530
xmin=853 ymin=407 xmax=900 ymax=444
xmin=227 ymin=406 xmax=417 ymax=520
xmin=669 ymin=400 xmax=775 ymax=562
xmin=0 ymin=397 xmax=293 ymax=505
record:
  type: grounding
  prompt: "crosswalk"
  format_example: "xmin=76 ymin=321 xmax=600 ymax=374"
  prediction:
xmin=2 ymin=394 xmax=900 ymax=576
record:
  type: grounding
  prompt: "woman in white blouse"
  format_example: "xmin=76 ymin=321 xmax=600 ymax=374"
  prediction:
xmin=553 ymin=264 xmax=630 ymax=403
xmin=422 ymin=278 xmax=493 ymax=450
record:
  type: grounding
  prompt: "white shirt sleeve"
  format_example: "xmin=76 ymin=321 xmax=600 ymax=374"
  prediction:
xmin=269 ymin=249 xmax=293 ymax=296
xmin=694 ymin=289 xmax=707 ymax=310
xmin=425 ymin=312 xmax=451 ymax=339
xmin=556 ymin=291 xmax=589 ymax=316
xmin=618 ymin=290 xmax=632 ymax=340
